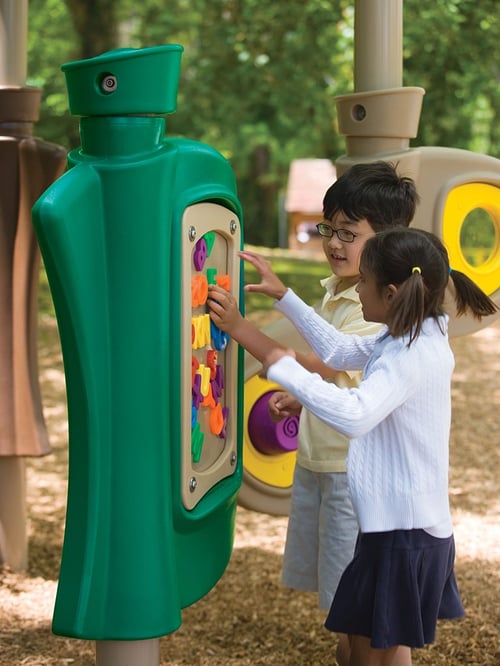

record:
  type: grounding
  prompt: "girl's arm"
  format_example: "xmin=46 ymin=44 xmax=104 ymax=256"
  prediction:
xmin=263 ymin=348 xmax=415 ymax=439
xmin=275 ymin=289 xmax=374 ymax=371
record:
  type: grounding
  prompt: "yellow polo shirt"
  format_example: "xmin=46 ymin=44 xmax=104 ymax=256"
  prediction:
xmin=297 ymin=275 xmax=381 ymax=473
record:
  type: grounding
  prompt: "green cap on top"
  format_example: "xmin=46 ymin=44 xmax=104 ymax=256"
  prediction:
xmin=61 ymin=44 xmax=184 ymax=117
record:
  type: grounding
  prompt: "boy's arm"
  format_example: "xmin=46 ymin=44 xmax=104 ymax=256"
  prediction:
xmin=295 ymin=351 xmax=340 ymax=380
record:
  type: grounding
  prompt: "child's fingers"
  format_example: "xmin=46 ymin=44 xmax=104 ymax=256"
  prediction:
xmin=207 ymin=284 xmax=228 ymax=297
xmin=208 ymin=285 xmax=231 ymax=307
xmin=238 ymin=250 xmax=271 ymax=272
xmin=268 ymin=391 xmax=286 ymax=409
xmin=244 ymin=283 xmax=266 ymax=293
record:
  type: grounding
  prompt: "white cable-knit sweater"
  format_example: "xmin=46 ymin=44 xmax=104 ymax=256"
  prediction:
xmin=267 ymin=289 xmax=454 ymax=537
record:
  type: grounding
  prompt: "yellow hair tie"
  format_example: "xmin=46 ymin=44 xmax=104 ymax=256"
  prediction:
xmin=412 ymin=266 xmax=422 ymax=274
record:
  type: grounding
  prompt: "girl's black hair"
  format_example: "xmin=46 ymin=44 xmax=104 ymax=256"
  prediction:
xmin=323 ymin=161 xmax=419 ymax=231
xmin=361 ymin=227 xmax=498 ymax=346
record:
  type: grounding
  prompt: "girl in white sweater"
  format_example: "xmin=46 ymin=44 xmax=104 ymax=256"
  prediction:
xmin=208 ymin=227 xmax=497 ymax=666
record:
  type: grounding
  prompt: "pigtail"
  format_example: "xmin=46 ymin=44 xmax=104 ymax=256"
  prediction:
xmin=449 ymin=269 xmax=498 ymax=320
xmin=388 ymin=269 xmax=426 ymax=345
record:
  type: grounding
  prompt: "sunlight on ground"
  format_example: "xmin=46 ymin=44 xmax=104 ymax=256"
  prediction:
xmin=453 ymin=508 xmax=500 ymax=561
xmin=0 ymin=573 xmax=55 ymax=623
xmin=233 ymin=508 xmax=288 ymax=553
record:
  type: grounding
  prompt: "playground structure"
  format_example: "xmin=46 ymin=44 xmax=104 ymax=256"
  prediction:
xmin=0 ymin=0 xmax=66 ymax=570
xmin=32 ymin=46 xmax=243 ymax=666
xmin=238 ymin=0 xmax=500 ymax=516
xmin=0 ymin=2 xmax=498 ymax=665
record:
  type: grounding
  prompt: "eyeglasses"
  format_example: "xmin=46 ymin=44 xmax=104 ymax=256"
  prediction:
xmin=316 ymin=222 xmax=358 ymax=243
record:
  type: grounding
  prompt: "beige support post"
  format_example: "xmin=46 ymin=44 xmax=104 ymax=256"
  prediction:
xmin=335 ymin=0 xmax=424 ymax=174
xmin=0 ymin=0 xmax=30 ymax=573
xmin=0 ymin=457 xmax=27 ymax=569
xmin=0 ymin=0 xmax=27 ymax=85
xmin=354 ymin=0 xmax=402 ymax=91
xmin=0 ymin=0 xmax=66 ymax=570
xmin=96 ymin=639 xmax=160 ymax=666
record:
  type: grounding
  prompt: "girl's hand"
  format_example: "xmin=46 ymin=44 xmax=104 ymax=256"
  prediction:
xmin=268 ymin=391 xmax=302 ymax=421
xmin=239 ymin=250 xmax=287 ymax=300
xmin=262 ymin=347 xmax=296 ymax=376
xmin=207 ymin=284 xmax=242 ymax=334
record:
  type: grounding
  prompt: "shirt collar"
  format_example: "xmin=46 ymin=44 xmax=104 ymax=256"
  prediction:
xmin=320 ymin=274 xmax=360 ymax=303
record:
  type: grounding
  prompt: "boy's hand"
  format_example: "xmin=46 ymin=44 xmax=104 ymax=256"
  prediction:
xmin=207 ymin=284 xmax=241 ymax=333
xmin=239 ymin=250 xmax=287 ymax=300
xmin=268 ymin=391 xmax=302 ymax=421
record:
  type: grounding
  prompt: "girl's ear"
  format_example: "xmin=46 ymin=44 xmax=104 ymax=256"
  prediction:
xmin=385 ymin=283 xmax=399 ymax=303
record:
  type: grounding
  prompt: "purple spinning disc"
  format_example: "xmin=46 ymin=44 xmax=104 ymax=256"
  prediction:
xmin=248 ymin=391 xmax=299 ymax=455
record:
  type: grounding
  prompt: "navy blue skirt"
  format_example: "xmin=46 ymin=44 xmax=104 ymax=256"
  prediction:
xmin=325 ymin=529 xmax=465 ymax=649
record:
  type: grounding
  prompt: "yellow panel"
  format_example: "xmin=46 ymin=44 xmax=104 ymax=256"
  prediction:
xmin=243 ymin=374 xmax=296 ymax=489
xmin=442 ymin=183 xmax=500 ymax=295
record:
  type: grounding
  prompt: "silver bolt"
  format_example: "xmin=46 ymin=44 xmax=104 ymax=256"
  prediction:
xmin=230 ymin=452 xmax=237 ymax=466
xmin=101 ymin=74 xmax=117 ymax=93
xmin=230 ymin=220 xmax=237 ymax=235
xmin=188 ymin=225 xmax=197 ymax=242
xmin=189 ymin=477 xmax=197 ymax=492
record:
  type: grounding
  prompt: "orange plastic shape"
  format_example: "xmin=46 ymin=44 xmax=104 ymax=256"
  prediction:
xmin=191 ymin=274 xmax=208 ymax=307
xmin=209 ymin=403 xmax=224 ymax=435
xmin=216 ymin=274 xmax=231 ymax=291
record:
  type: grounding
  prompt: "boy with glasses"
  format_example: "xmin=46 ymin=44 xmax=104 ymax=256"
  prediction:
xmin=208 ymin=160 xmax=418 ymax=614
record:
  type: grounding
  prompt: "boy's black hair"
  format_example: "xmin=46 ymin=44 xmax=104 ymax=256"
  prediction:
xmin=323 ymin=161 xmax=419 ymax=231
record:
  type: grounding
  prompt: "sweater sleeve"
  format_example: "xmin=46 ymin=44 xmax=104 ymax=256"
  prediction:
xmin=274 ymin=289 xmax=377 ymax=371
xmin=267 ymin=347 xmax=417 ymax=438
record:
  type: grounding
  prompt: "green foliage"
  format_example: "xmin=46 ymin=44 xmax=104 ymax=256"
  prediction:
xmin=27 ymin=1 xmax=500 ymax=244
xmin=28 ymin=0 xmax=78 ymax=148
xmin=460 ymin=208 xmax=497 ymax=266
xmin=404 ymin=0 xmax=500 ymax=155
xmin=132 ymin=0 xmax=352 ymax=246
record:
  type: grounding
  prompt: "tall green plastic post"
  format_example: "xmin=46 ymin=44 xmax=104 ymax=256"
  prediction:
xmin=32 ymin=45 xmax=243 ymax=665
